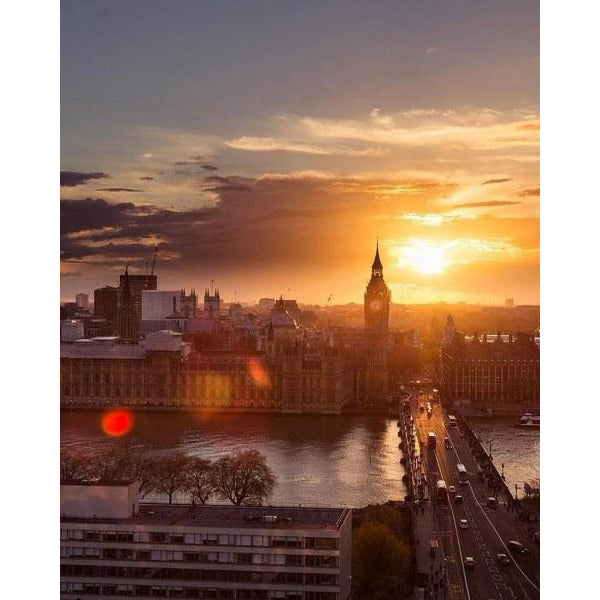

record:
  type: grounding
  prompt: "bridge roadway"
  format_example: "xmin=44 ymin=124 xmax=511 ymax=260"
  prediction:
xmin=412 ymin=393 xmax=540 ymax=600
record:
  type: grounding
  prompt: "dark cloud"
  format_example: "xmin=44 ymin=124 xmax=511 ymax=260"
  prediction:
xmin=519 ymin=187 xmax=540 ymax=197
xmin=62 ymin=173 xmax=459 ymax=274
xmin=452 ymin=200 xmax=523 ymax=208
xmin=140 ymin=176 xmax=154 ymax=181
xmin=481 ymin=178 xmax=512 ymax=185
xmin=201 ymin=164 xmax=219 ymax=171
xmin=173 ymin=161 xmax=201 ymax=166
xmin=96 ymin=187 xmax=143 ymax=192
xmin=61 ymin=171 xmax=109 ymax=187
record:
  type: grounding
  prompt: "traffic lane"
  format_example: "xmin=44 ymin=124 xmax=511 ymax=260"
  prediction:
xmin=433 ymin=449 xmax=506 ymax=600
xmin=430 ymin=417 xmax=539 ymax=600
xmin=424 ymin=453 xmax=469 ymax=599
xmin=429 ymin=442 xmax=503 ymax=600
xmin=447 ymin=429 xmax=541 ymax=584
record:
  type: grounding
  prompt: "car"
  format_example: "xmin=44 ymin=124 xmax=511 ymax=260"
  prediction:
xmin=459 ymin=519 xmax=468 ymax=529
xmin=496 ymin=553 xmax=511 ymax=566
xmin=448 ymin=485 xmax=456 ymax=494
xmin=486 ymin=497 xmax=499 ymax=509
xmin=507 ymin=540 xmax=527 ymax=555
xmin=455 ymin=494 xmax=463 ymax=504
xmin=464 ymin=557 xmax=475 ymax=569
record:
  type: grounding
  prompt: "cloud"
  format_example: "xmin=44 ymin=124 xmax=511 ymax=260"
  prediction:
xmin=96 ymin=187 xmax=143 ymax=193
xmin=61 ymin=171 xmax=108 ymax=187
xmin=201 ymin=164 xmax=219 ymax=171
xmin=519 ymin=187 xmax=540 ymax=197
xmin=451 ymin=200 xmax=523 ymax=209
xmin=425 ymin=47 xmax=436 ymax=54
xmin=482 ymin=178 xmax=512 ymax=185
xmin=225 ymin=136 xmax=385 ymax=156
xmin=271 ymin=108 xmax=540 ymax=152
xmin=140 ymin=176 xmax=154 ymax=181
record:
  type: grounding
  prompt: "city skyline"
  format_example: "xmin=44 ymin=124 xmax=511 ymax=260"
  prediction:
xmin=61 ymin=1 xmax=539 ymax=305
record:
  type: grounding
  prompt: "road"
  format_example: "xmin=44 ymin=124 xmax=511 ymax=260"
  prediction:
xmin=412 ymin=391 xmax=540 ymax=600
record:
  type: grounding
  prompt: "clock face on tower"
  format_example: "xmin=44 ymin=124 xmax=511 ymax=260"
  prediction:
xmin=368 ymin=299 xmax=383 ymax=313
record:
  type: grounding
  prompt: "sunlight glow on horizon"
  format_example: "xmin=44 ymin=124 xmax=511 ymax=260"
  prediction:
xmin=396 ymin=241 xmax=448 ymax=275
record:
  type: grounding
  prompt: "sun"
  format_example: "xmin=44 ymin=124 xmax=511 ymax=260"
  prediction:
xmin=401 ymin=242 xmax=447 ymax=275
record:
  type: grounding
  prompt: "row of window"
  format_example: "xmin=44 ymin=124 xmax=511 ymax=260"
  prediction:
xmin=61 ymin=581 xmax=336 ymax=599
xmin=61 ymin=530 xmax=338 ymax=550
xmin=61 ymin=547 xmax=337 ymax=568
xmin=60 ymin=565 xmax=339 ymax=586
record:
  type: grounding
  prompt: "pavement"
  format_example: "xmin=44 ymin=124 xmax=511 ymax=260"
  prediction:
xmin=409 ymin=390 xmax=540 ymax=600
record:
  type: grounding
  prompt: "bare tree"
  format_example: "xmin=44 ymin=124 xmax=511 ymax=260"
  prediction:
xmin=124 ymin=446 xmax=157 ymax=499
xmin=85 ymin=444 xmax=136 ymax=481
xmin=154 ymin=452 xmax=191 ymax=504
xmin=212 ymin=449 xmax=276 ymax=505
xmin=185 ymin=457 xmax=215 ymax=504
xmin=60 ymin=447 xmax=90 ymax=480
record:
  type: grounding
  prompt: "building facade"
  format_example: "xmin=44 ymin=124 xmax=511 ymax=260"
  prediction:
xmin=118 ymin=270 xmax=158 ymax=342
xmin=440 ymin=315 xmax=540 ymax=414
xmin=60 ymin=330 xmax=351 ymax=414
xmin=60 ymin=481 xmax=352 ymax=600
xmin=363 ymin=243 xmax=391 ymax=406
xmin=76 ymin=293 xmax=90 ymax=310
xmin=95 ymin=286 xmax=119 ymax=322
xmin=117 ymin=267 xmax=138 ymax=342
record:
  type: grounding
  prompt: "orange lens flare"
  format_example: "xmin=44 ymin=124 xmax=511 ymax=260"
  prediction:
xmin=101 ymin=409 xmax=134 ymax=437
xmin=247 ymin=358 xmax=270 ymax=387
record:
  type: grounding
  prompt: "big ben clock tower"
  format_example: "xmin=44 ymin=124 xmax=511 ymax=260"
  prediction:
xmin=364 ymin=241 xmax=391 ymax=405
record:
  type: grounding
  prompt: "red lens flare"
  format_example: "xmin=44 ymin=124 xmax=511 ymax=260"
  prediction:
xmin=247 ymin=358 xmax=270 ymax=387
xmin=101 ymin=409 xmax=134 ymax=437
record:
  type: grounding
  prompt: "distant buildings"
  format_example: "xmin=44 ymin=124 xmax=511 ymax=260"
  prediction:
xmin=94 ymin=286 xmax=118 ymax=322
xmin=75 ymin=293 xmax=89 ymax=310
xmin=60 ymin=320 xmax=84 ymax=343
xmin=440 ymin=315 xmax=540 ymax=414
xmin=61 ymin=480 xmax=352 ymax=600
xmin=59 ymin=246 xmax=405 ymax=414
xmin=117 ymin=269 xmax=158 ymax=342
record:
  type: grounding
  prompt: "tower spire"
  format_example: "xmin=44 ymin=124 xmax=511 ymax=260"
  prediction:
xmin=372 ymin=240 xmax=383 ymax=273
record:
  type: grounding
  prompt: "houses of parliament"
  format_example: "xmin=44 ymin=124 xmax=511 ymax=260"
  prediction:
xmin=60 ymin=245 xmax=393 ymax=414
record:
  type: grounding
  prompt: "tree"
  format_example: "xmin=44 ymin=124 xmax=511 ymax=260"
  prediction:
xmin=60 ymin=447 xmax=90 ymax=480
xmin=125 ymin=446 xmax=156 ymax=499
xmin=185 ymin=457 xmax=216 ymax=504
xmin=352 ymin=521 xmax=412 ymax=600
xmin=212 ymin=449 xmax=276 ymax=505
xmin=154 ymin=452 xmax=191 ymax=504
xmin=85 ymin=444 xmax=136 ymax=481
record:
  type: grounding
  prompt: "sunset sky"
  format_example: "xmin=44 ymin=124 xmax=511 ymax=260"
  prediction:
xmin=61 ymin=0 xmax=539 ymax=305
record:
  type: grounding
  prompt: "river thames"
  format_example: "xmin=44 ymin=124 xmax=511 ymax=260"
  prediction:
xmin=61 ymin=411 xmax=539 ymax=506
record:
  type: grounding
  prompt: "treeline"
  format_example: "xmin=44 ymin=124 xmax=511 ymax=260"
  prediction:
xmin=352 ymin=505 xmax=415 ymax=600
xmin=60 ymin=447 xmax=276 ymax=506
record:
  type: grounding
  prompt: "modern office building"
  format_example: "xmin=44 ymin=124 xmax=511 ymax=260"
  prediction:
xmin=95 ymin=286 xmax=119 ymax=322
xmin=117 ymin=269 xmax=158 ymax=342
xmin=142 ymin=290 xmax=198 ymax=321
xmin=60 ymin=481 xmax=352 ymax=600
xmin=76 ymin=293 xmax=90 ymax=310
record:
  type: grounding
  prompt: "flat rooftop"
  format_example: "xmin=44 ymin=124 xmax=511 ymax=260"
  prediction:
xmin=61 ymin=502 xmax=349 ymax=531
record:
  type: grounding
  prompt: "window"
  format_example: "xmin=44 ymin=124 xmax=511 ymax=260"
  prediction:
xmin=138 ymin=532 xmax=150 ymax=543
xmin=236 ymin=553 xmax=252 ymax=565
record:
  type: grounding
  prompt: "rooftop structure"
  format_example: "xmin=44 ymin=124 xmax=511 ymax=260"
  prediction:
xmin=61 ymin=481 xmax=352 ymax=600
